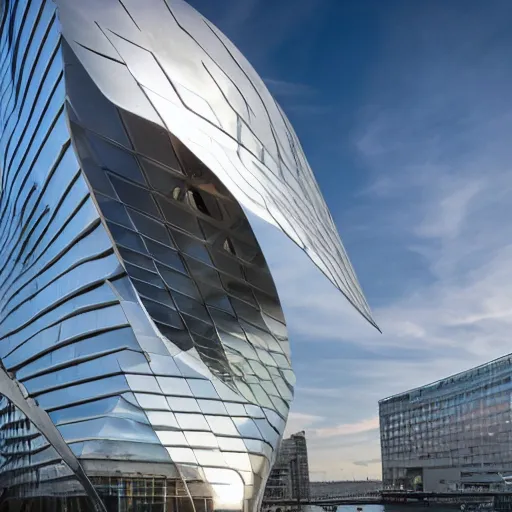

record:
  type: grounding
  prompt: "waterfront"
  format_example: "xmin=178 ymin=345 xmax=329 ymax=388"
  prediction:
xmin=307 ymin=506 xmax=459 ymax=512
xmin=311 ymin=482 xmax=382 ymax=498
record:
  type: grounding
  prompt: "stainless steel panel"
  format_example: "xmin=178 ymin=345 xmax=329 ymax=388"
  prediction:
xmin=0 ymin=1 xmax=374 ymax=510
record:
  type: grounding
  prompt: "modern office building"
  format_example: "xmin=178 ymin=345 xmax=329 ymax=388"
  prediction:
xmin=0 ymin=1 xmax=376 ymax=511
xmin=380 ymin=355 xmax=512 ymax=492
xmin=264 ymin=431 xmax=311 ymax=501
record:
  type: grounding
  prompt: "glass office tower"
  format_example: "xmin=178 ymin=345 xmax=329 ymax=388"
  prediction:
xmin=0 ymin=1 xmax=376 ymax=511
xmin=380 ymin=355 xmax=512 ymax=492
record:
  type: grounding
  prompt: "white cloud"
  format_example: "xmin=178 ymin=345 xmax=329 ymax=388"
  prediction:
xmin=310 ymin=417 xmax=379 ymax=439
xmin=284 ymin=412 xmax=324 ymax=437
xmin=353 ymin=458 xmax=382 ymax=467
xmin=415 ymin=180 xmax=483 ymax=240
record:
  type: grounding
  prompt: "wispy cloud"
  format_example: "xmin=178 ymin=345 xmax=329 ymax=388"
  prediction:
xmin=415 ymin=180 xmax=483 ymax=240
xmin=310 ymin=417 xmax=379 ymax=439
xmin=353 ymin=458 xmax=381 ymax=467
xmin=284 ymin=412 xmax=324 ymax=438
xmin=263 ymin=78 xmax=331 ymax=115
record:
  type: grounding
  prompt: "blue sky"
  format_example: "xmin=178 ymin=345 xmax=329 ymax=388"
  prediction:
xmin=187 ymin=0 xmax=512 ymax=479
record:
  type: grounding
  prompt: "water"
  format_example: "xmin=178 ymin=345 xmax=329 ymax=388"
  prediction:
xmin=307 ymin=506 xmax=457 ymax=512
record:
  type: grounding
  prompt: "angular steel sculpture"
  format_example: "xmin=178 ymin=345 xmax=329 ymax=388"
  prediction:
xmin=0 ymin=1 xmax=376 ymax=510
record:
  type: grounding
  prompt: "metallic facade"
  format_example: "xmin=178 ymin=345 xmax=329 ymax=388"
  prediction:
xmin=380 ymin=355 xmax=512 ymax=492
xmin=0 ymin=1 xmax=375 ymax=510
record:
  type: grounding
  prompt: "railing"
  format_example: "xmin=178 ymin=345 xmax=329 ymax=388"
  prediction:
xmin=311 ymin=491 xmax=381 ymax=500
xmin=263 ymin=488 xmax=512 ymax=506
xmin=382 ymin=488 xmax=512 ymax=494
xmin=262 ymin=491 xmax=382 ymax=505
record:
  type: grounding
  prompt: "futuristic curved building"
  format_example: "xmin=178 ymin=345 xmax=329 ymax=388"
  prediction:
xmin=0 ymin=1 xmax=376 ymax=510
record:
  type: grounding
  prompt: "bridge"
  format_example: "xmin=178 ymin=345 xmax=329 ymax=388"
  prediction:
xmin=262 ymin=491 xmax=382 ymax=507
xmin=262 ymin=490 xmax=512 ymax=508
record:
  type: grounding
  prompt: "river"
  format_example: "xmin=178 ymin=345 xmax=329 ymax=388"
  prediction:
xmin=306 ymin=505 xmax=459 ymax=512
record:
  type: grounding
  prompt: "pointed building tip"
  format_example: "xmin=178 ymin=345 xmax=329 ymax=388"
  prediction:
xmin=327 ymin=287 xmax=379 ymax=333
xmin=363 ymin=311 xmax=382 ymax=334
xmin=341 ymin=291 xmax=381 ymax=334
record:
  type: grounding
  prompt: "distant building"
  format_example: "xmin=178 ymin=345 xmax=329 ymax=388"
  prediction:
xmin=310 ymin=480 xmax=381 ymax=498
xmin=379 ymin=355 xmax=512 ymax=492
xmin=265 ymin=431 xmax=311 ymax=500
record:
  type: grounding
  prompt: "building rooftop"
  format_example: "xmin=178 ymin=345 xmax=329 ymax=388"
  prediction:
xmin=379 ymin=352 xmax=512 ymax=404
